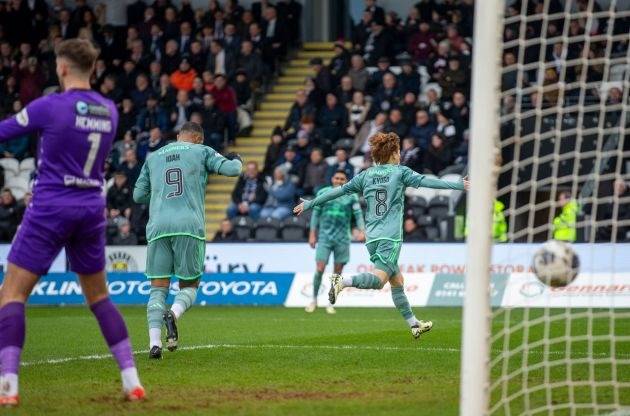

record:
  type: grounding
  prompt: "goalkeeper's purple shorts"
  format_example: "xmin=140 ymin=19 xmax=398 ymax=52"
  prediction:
xmin=8 ymin=205 xmax=106 ymax=275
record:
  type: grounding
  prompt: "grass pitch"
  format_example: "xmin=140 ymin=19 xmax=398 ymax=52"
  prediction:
xmin=12 ymin=306 xmax=630 ymax=415
xmin=17 ymin=306 xmax=463 ymax=416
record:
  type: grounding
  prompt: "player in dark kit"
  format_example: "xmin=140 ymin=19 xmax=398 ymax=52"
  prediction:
xmin=0 ymin=39 xmax=145 ymax=406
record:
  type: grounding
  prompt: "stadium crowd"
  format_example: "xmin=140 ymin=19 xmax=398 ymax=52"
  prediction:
xmin=0 ymin=0 xmax=626 ymax=244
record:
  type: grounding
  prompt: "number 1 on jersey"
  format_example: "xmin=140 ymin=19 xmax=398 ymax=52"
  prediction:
xmin=84 ymin=133 xmax=101 ymax=176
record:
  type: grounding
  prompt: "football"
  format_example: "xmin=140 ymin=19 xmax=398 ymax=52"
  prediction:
xmin=532 ymin=240 xmax=580 ymax=287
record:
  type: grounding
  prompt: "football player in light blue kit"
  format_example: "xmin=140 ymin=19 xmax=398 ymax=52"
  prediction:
xmin=294 ymin=132 xmax=470 ymax=339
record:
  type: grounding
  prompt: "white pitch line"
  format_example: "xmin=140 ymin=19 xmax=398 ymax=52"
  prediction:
xmin=21 ymin=343 xmax=630 ymax=367
xmin=22 ymin=343 xmax=458 ymax=366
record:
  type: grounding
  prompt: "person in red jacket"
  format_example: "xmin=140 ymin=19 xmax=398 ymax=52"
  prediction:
xmin=210 ymin=73 xmax=238 ymax=144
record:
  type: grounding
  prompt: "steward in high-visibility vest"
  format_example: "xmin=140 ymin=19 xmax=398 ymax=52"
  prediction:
xmin=493 ymin=200 xmax=508 ymax=243
xmin=553 ymin=192 xmax=578 ymax=242
xmin=464 ymin=199 xmax=508 ymax=243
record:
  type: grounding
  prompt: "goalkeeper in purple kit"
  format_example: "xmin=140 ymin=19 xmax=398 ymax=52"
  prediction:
xmin=0 ymin=39 xmax=144 ymax=406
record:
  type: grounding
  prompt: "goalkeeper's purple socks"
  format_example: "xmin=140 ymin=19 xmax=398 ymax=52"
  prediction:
xmin=90 ymin=297 xmax=135 ymax=371
xmin=0 ymin=302 xmax=25 ymax=377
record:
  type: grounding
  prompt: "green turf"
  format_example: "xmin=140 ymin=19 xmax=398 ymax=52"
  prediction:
xmin=16 ymin=306 xmax=464 ymax=416
xmin=9 ymin=306 xmax=630 ymax=415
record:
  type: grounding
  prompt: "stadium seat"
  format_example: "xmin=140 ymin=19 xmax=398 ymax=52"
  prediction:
xmin=325 ymin=156 xmax=336 ymax=166
xmin=0 ymin=158 xmax=19 ymax=176
xmin=6 ymin=176 xmax=29 ymax=193
xmin=424 ymin=225 xmax=440 ymax=241
xmin=333 ymin=138 xmax=354 ymax=152
xmin=19 ymin=157 xmax=35 ymax=173
xmin=348 ymin=156 xmax=364 ymax=172
xmin=408 ymin=195 xmax=428 ymax=209
xmin=254 ymin=218 xmax=281 ymax=241
xmin=232 ymin=216 xmax=254 ymax=241
xmin=416 ymin=215 xmax=433 ymax=227
xmin=428 ymin=195 xmax=450 ymax=219
xmin=408 ymin=205 xmax=426 ymax=219
xmin=280 ymin=216 xmax=307 ymax=241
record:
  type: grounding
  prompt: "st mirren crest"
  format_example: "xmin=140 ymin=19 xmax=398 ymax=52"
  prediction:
xmin=106 ymin=251 xmax=138 ymax=272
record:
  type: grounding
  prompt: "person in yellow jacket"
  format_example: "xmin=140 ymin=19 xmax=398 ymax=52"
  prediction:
xmin=464 ymin=199 xmax=508 ymax=242
xmin=553 ymin=191 xmax=578 ymax=242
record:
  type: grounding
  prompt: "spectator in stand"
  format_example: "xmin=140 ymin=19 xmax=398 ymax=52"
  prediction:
xmin=294 ymin=130 xmax=313 ymax=162
xmin=353 ymin=10 xmax=374 ymax=54
xmin=260 ymin=167 xmax=297 ymax=221
xmin=113 ymin=131 xmax=137 ymax=166
xmin=199 ymin=94 xmax=226 ymax=150
xmin=362 ymin=19 xmax=392 ymax=66
xmin=422 ymin=86 xmax=443 ymax=117
xmin=310 ymin=57 xmax=333 ymax=94
xmin=120 ymin=149 xmax=142 ymax=188
xmin=401 ymin=137 xmax=422 ymax=173
xmin=430 ymin=40 xmax=451 ymax=83
xmin=364 ymin=0 xmax=385 ymax=25
xmin=384 ymin=108 xmax=409 ymax=138
xmin=303 ymin=76 xmax=325 ymax=109
xmin=325 ymin=148 xmax=354 ymax=183
xmin=346 ymin=91 xmax=370 ymax=137
xmin=223 ymin=23 xmax=242 ymax=56
xmin=190 ymin=77 xmax=206 ymax=108
xmin=317 ymin=93 xmax=347 ymax=146
xmin=408 ymin=21 xmax=436 ymax=65
xmin=352 ymin=111 xmax=387 ymax=156
xmin=400 ymin=92 xmax=420 ymax=126
xmin=233 ymin=69 xmax=252 ymax=107
xmin=368 ymin=56 xmax=391 ymax=93
xmin=213 ymin=219 xmax=239 ymax=242
xmin=211 ymin=74 xmax=238 ymax=144
xmin=302 ymin=148 xmax=328 ymax=196
xmin=147 ymin=61 xmax=163 ymax=91
xmin=131 ymin=73 xmax=152 ymax=110
xmin=238 ymin=40 xmax=265 ymax=85
xmin=372 ymin=72 xmax=403 ymax=116
xmin=177 ymin=21 xmax=193 ymax=54
xmin=170 ymin=57 xmax=197 ymax=92
xmin=285 ymin=89 xmax=315 ymax=134
xmin=171 ymin=89 xmax=194 ymax=131
xmin=161 ymin=39 xmax=181 ymax=75
xmin=409 ymin=110 xmax=436 ymax=152
xmin=117 ymin=98 xmax=137 ymax=140
xmin=261 ymin=6 xmax=287 ymax=72
xmin=107 ymin=171 xmax=133 ymax=220
xmin=399 ymin=59 xmax=420 ymax=94
xmin=329 ymin=42 xmax=350 ymax=85
xmin=137 ymin=127 xmax=168 ymax=161
xmin=15 ymin=56 xmax=44 ymax=104
xmin=424 ymin=133 xmax=453 ymax=175
xmin=158 ymin=73 xmax=177 ymax=111
xmin=436 ymin=111 xmax=458 ymax=144
xmin=112 ymin=219 xmax=138 ymax=246
xmin=136 ymin=93 xmax=169 ymax=133
xmin=276 ymin=145 xmax=306 ymax=186
xmin=448 ymin=91 xmax=470 ymax=134
xmin=335 ymin=75 xmax=355 ymax=106
xmin=188 ymin=41 xmax=208 ymax=75
xmin=0 ymin=189 xmax=18 ymax=242
xmin=403 ymin=216 xmax=427 ymax=241
xmin=263 ymin=128 xmax=286 ymax=176
xmin=207 ymin=40 xmax=236 ymax=79
xmin=227 ymin=161 xmax=267 ymax=220
xmin=439 ymin=57 xmax=467 ymax=99
xmin=347 ymin=54 xmax=369 ymax=92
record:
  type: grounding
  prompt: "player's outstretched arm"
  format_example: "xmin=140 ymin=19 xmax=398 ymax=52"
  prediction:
xmin=402 ymin=166 xmax=470 ymax=191
xmin=133 ymin=162 xmax=151 ymax=204
xmin=0 ymin=97 xmax=48 ymax=142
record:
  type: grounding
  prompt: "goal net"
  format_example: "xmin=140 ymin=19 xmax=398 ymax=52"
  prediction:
xmin=462 ymin=0 xmax=630 ymax=415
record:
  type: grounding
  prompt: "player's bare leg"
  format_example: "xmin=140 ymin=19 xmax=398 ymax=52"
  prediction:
xmin=389 ymin=273 xmax=432 ymax=340
xmin=148 ymin=278 xmax=170 ymax=359
xmin=79 ymin=271 xmax=145 ymax=401
xmin=164 ymin=278 xmax=200 ymax=352
xmin=0 ymin=263 xmax=39 ymax=407
xmin=329 ymin=269 xmax=389 ymax=305
xmin=306 ymin=261 xmax=326 ymax=313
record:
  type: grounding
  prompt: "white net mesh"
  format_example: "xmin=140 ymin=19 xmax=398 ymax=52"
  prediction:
xmin=489 ymin=0 xmax=630 ymax=414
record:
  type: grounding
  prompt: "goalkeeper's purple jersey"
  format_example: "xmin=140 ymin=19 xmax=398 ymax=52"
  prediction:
xmin=0 ymin=89 xmax=118 ymax=207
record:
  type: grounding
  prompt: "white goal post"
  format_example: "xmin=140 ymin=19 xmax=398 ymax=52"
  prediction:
xmin=461 ymin=0 xmax=630 ymax=415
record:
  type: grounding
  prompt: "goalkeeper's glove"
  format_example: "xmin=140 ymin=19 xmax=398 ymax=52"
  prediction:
xmin=225 ymin=152 xmax=242 ymax=163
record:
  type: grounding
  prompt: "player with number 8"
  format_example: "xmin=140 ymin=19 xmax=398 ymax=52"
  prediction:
xmin=294 ymin=132 xmax=470 ymax=339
